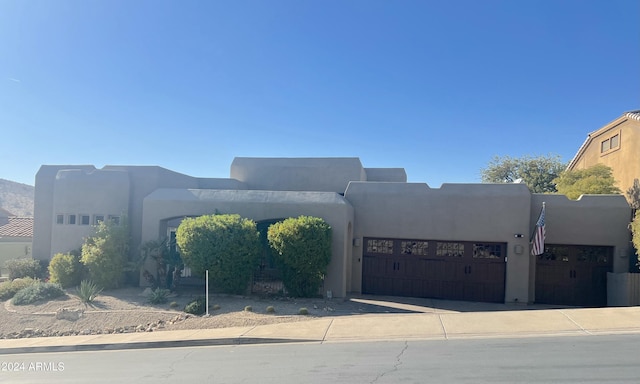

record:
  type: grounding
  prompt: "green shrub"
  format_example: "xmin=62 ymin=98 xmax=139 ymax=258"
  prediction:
xmin=49 ymin=252 xmax=84 ymax=288
xmin=169 ymin=301 xmax=179 ymax=308
xmin=5 ymin=259 xmax=43 ymax=280
xmin=632 ymin=210 xmax=640 ymax=266
xmin=76 ymin=280 xmax=103 ymax=304
xmin=184 ymin=296 xmax=206 ymax=315
xmin=148 ymin=288 xmax=170 ymax=304
xmin=266 ymin=305 xmax=275 ymax=313
xmin=244 ymin=305 xmax=253 ymax=312
xmin=298 ymin=307 xmax=309 ymax=315
xmin=0 ymin=277 xmax=36 ymax=301
xmin=12 ymin=281 xmax=65 ymax=305
xmin=176 ymin=214 xmax=261 ymax=294
xmin=81 ymin=219 xmax=129 ymax=289
xmin=267 ymin=216 xmax=332 ymax=297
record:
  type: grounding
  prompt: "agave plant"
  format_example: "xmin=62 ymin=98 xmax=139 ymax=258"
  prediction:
xmin=76 ymin=280 xmax=103 ymax=304
xmin=147 ymin=288 xmax=170 ymax=304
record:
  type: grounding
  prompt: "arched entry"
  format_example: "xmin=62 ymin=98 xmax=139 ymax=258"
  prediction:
xmin=253 ymin=218 xmax=287 ymax=295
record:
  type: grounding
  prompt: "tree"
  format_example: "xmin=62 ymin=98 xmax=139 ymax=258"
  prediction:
xmin=175 ymin=214 xmax=261 ymax=294
xmin=267 ymin=216 xmax=332 ymax=297
xmin=139 ymin=235 xmax=183 ymax=290
xmin=632 ymin=210 xmax=640 ymax=267
xmin=480 ymin=154 xmax=565 ymax=193
xmin=80 ymin=218 xmax=130 ymax=289
xmin=554 ymin=164 xmax=621 ymax=200
xmin=629 ymin=179 xmax=640 ymax=269
xmin=626 ymin=178 xmax=640 ymax=210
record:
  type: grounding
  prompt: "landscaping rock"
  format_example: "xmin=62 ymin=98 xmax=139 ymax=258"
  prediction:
xmin=56 ymin=307 xmax=84 ymax=321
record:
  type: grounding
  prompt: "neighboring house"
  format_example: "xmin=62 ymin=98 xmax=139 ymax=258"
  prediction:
xmin=0 ymin=208 xmax=33 ymax=275
xmin=32 ymin=157 xmax=631 ymax=307
xmin=567 ymin=110 xmax=640 ymax=201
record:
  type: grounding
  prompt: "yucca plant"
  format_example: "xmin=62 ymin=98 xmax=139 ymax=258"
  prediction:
xmin=147 ymin=288 xmax=170 ymax=304
xmin=76 ymin=280 xmax=102 ymax=304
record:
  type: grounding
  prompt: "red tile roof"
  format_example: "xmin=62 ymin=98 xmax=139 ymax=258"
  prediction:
xmin=0 ymin=217 xmax=33 ymax=238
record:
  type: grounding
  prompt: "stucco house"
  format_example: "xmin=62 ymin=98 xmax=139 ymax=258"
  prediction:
xmin=32 ymin=157 xmax=631 ymax=306
xmin=0 ymin=208 xmax=33 ymax=275
xmin=567 ymin=110 xmax=640 ymax=201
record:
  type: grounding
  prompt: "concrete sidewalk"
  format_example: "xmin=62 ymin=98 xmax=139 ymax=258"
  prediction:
xmin=2 ymin=303 xmax=640 ymax=354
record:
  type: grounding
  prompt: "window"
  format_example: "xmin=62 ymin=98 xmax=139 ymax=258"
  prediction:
xmin=473 ymin=243 xmax=502 ymax=259
xmin=108 ymin=215 xmax=121 ymax=225
xmin=366 ymin=239 xmax=393 ymax=254
xmin=401 ymin=240 xmax=428 ymax=255
xmin=610 ymin=134 xmax=619 ymax=149
xmin=600 ymin=132 xmax=620 ymax=154
xmin=93 ymin=215 xmax=105 ymax=225
xmin=80 ymin=215 xmax=90 ymax=225
xmin=436 ymin=242 xmax=464 ymax=257
xmin=68 ymin=214 xmax=76 ymax=225
xmin=577 ymin=246 xmax=611 ymax=263
xmin=539 ymin=245 xmax=569 ymax=262
xmin=56 ymin=214 xmax=64 ymax=225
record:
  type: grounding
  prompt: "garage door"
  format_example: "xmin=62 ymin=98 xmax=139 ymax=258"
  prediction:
xmin=362 ymin=238 xmax=506 ymax=303
xmin=535 ymin=244 xmax=612 ymax=307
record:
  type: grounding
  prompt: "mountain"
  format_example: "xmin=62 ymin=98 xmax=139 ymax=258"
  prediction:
xmin=0 ymin=179 xmax=35 ymax=217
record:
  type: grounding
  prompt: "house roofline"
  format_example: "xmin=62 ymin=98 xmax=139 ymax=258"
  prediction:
xmin=566 ymin=110 xmax=640 ymax=171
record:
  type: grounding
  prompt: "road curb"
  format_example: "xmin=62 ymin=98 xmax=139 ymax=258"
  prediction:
xmin=0 ymin=337 xmax=319 ymax=355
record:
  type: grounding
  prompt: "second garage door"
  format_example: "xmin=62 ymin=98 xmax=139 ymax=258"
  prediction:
xmin=535 ymin=244 xmax=613 ymax=307
xmin=362 ymin=237 xmax=506 ymax=303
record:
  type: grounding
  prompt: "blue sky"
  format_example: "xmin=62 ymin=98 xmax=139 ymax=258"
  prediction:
xmin=1 ymin=0 xmax=639 ymax=187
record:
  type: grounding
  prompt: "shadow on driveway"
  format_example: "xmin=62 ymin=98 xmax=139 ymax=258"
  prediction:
xmin=333 ymin=294 xmax=574 ymax=316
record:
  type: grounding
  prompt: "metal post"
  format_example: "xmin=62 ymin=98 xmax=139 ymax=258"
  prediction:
xmin=205 ymin=270 xmax=209 ymax=316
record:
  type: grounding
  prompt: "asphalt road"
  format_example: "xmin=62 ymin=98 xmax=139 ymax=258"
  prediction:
xmin=2 ymin=334 xmax=639 ymax=383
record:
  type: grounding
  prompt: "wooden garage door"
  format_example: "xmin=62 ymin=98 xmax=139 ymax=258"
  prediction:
xmin=362 ymin=238 xmax=506 ymax=303
xmin=535 ymin=244 xmax=613 ymax=307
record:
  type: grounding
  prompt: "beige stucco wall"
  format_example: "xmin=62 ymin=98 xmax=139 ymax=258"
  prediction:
xmin=569 ymin=116 xmax=640 ymax=196
xmin=529 ymin=193 xmax=631 ymax=304
xmin=33 ymin=165 xmax=97 ymax=260
xmin=344 ymin=181 xmax=532 ymax=303
xmin=364 ymin=168 xmax=407 ymax=182
xmin=231 ymin=157 xmax=368 ymax=193
xmin=33 ymin=158 xmax=633 ymax=305
xmin=49 ymin=169 xmax=131 ymax=257
xmin=531 ymin=194 xmax=631 ymax=267
xmin=35 ymin=164 xmax=248 ymax=262
xmin=141 ymin=189 xmax=354 ymax=297
xmin=102 ymin=166 xmax=235 ymax=261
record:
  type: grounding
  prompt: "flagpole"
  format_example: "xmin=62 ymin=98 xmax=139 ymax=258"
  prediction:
xmin=530 ymin=202 xmax=545 ymax=241
xmin=531 ymin=202 xmax=546 ymax=256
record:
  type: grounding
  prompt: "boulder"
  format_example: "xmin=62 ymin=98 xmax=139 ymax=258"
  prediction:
xmin=55 ymin=308 xmax=84 ymax=321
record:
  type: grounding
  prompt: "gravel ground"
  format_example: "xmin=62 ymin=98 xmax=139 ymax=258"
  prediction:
xmin=0 ymin=287 xmax=369 ymax=339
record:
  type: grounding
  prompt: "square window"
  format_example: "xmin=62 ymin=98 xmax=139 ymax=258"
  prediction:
xmin=108 ymin=215 xmax=121 ymax=225
xmin=68 ymin=215 xmax=76 ymax=225
xmin=56 ymin=214 xmax=64 ymax=225
xmin=601 ymin=139 xmax=610 ymax=153
xmin=94 ymin=215 xmax=105 ymax=225
xmin=610 ymin=134 xmax=619 ymax=149
xmin=80 ymin=215 xmax=90 ymax=225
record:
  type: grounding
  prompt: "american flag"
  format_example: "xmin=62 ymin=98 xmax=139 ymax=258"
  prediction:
xmin=531 ymin=204 xmax=545 ymax=256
